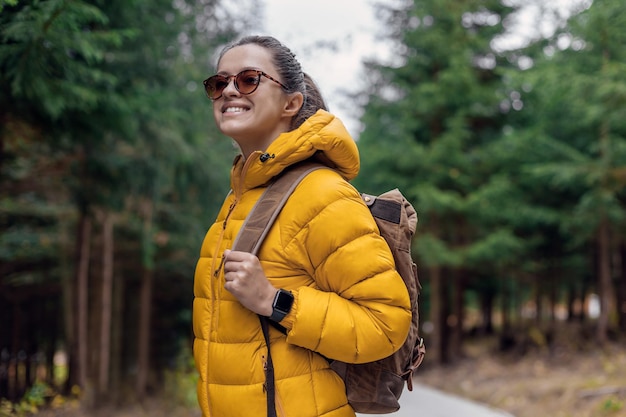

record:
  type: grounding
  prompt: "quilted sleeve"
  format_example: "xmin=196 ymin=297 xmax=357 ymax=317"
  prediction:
xmin=279 ymin=171 xmax=412 ymax=364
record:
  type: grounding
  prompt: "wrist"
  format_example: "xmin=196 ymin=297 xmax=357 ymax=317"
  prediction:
xmin=262 ymin=288 xmax=279 ymax=317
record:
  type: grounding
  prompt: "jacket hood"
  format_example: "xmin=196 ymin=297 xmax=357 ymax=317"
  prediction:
xmin=230 ymin=110 xmax=360 ymax=192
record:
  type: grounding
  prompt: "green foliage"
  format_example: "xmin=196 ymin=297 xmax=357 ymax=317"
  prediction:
xmin=162 ymin=344 xmax=200 ymax=410
xmin=599 ymin=397 xmax=624 ymax=415
xmin=357 ymin=0 xmax=523 ymax=282
xmin=0 ymin=381 xmax=53 ymax=416
xmin=0 ymin=0 xmax=131 ymax=119
xmin=0 ymin=0 xmax=256 ymax=402
xmin=0 ymin=0 xmax=17 ymax=12
xmin=508 ymin=0 xmax=626 ymax=249
xmin=357 ymin=0 xmax=626 ymax=347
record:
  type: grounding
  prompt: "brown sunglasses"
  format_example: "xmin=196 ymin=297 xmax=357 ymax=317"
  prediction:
xmin=203 ymin=69 xmax=286 ymax=100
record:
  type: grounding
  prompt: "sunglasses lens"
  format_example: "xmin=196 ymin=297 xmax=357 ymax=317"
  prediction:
xmin=235 ymin=70 xmax=261 ymax=95
xmin=205 ymin=75 xmax=228 ymax=99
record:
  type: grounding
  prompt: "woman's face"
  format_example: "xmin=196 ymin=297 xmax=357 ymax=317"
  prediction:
xmin=212 ymin=44 xmax=302 ymax=157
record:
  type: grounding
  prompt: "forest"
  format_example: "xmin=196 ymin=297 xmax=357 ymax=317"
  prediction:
xmin=1 ymin=0 xmax=625 ymax=415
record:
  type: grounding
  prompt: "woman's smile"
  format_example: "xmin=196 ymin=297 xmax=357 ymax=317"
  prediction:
xmin=223 ymin=106 xmax=250 ymax=114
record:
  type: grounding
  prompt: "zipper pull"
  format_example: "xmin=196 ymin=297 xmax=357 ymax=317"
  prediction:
xmin=213 ymin=254 xmax=225 ymax=278
xmin=223 ymin=201 xmax=236 ymax=230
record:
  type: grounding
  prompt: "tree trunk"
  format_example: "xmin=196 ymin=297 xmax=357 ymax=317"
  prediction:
xmin=428 ymin=264 xmax=445 ymax=364
xmin=480 ymin=291 xmax=495 ymax=335
xmin=60 ymin=213 xmax=75 ymax=394
xmin=98 ymin=212 xmax=114 ymax=396
xmin=567 ymin=282 xmax=579 ymax=322
xmin=596 ymin=217 xmax=613 ymax=344
xmin=501 ymin=277 xmax=512 ymax=332
xmin=75 ymin=213 xmax=92 ymax=390
xmin=136 ymin=268 xmax=153 ymax=398
xmin=618 ymin=242 xmax=626 ymax=332
xmin=110 ymin=263 xmax=124 ymax=406
xmin=450 ymin=271 xmax=465 ymax=359
xmin=549 ymin=271 xmax=558 ymax=324
xmin=534 ymin=276 xmax=543 ymax=326
xmin=136 ymin=200 xmax=155 ymax=398
xmin=9 ymin=300 xmax=21 ymax=400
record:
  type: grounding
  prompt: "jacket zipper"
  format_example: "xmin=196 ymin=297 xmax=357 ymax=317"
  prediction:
xmin=212 ymin=199 xmax=236 ymax=278
xmin=206 ymin=153 xmax=261 ymax=415
xmin=210 ymin=152 xmax=259 ymax=278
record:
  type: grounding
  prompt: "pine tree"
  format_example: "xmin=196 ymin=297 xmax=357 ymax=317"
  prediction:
xmin=509 ymin=0 xmax=626 ymax=343
xmin=355 ymin=0 xmax=523 ymax=363
xmin=0 ymin=0 xmax=259 ymax=404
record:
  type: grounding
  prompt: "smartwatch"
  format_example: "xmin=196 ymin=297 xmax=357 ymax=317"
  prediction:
xmin=270 ymin=289 xmax=294 ymax=322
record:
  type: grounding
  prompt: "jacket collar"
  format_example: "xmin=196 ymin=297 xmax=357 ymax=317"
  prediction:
xmin=230 ymin=110 xmax=360 ymax=193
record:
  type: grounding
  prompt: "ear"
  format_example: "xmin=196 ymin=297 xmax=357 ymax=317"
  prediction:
xmin=282 ymin=92 xmax=304 ymax=117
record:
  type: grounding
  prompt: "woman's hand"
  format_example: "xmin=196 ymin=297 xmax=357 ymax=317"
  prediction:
xmin=223 ymin=249 xmax=278 ymax=316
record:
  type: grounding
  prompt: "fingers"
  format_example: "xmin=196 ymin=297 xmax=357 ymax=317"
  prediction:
xmin=223 ymin=250 xmax=253 ymax=274
xmin=223 ymin=249 xmax=248 ymax=262
xmin=223 ymin=251 xmax=262 ymax=288
xmin=221 ymin=250 xmax=274 ymax=315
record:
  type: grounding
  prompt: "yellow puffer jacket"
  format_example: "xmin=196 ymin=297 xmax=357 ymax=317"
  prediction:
xmin=193 ymin=110 xmax=411 ymax=417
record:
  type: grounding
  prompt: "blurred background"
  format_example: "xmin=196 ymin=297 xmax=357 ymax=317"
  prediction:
xmin=1 ymin=0 xmax=625 ymax=416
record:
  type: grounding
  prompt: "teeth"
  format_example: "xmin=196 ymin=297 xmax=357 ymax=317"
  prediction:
xmin=224 ymin=107 xmax=247 ymax=113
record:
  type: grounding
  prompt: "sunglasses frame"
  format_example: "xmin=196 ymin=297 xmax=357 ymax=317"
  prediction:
xmin=203 ymin=69 xmax=287 ymax=100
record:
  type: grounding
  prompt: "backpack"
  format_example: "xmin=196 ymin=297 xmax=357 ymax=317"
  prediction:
xmin=232 ymin=161 xmax=425 ymax=416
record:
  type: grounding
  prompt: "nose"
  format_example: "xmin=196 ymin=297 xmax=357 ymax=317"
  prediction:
xmin=221 ymin=75 xmax=239 ymax=97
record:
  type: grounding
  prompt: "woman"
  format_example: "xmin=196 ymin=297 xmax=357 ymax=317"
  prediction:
xmin=193 ymin=35 xmax=411 ymax=417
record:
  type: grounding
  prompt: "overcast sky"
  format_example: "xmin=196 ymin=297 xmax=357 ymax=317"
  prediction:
xmin=259 ymin=0 xmax=385 ymax=138
xmin=248 ymin=0 xmax=588 ymax=139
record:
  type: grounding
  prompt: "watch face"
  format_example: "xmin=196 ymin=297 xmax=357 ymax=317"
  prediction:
xmin=275 ymin=290 xmax=294 ymax=312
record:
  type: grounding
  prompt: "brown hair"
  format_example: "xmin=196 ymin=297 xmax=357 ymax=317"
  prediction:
xmin=218 ymin=35 xmax=327 ymax=129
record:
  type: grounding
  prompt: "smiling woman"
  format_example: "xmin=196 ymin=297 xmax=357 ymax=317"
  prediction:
xmin=192 ymin=35 xmax=412 ymax=417
xmin=205 ymin=41 xmax=306 ymax=154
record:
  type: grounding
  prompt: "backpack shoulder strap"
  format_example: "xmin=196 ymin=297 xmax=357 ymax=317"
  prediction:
xmin=232 ymin=160 xmax=326 ymax=254
xmin=231 ymin=161 xmax=325 ymax=417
